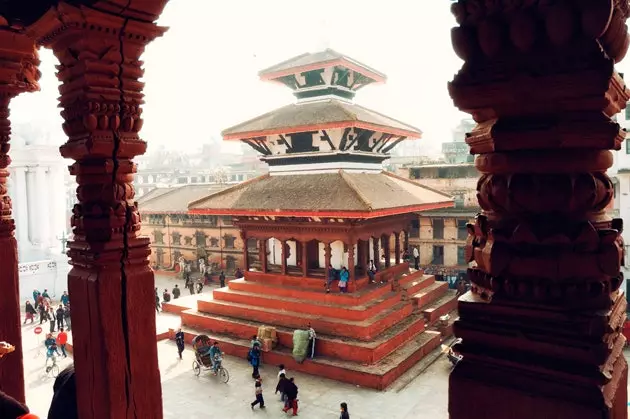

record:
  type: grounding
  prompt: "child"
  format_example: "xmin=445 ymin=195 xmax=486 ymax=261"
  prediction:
xmin=275 ymin=372 xmax=287 ymax=402
xmin=250 ymin=376 xmax=265 ymax=409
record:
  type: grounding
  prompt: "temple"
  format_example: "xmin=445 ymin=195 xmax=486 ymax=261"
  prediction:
xmin=166 ymin=49 xmax=459 ymax=389
xmin=0 ymin=1 xmax=627 ymax=418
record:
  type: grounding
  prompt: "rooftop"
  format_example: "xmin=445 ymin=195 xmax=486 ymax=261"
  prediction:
xmin=222 ymin=98 xmax=422 ymax=140
xmin=138 ymin=184 xmax=229 ymax=213
xmin=258 ymin=48 xmax=386 ymax=82
xmin=188 ymin=170 xmax=453 ymax=219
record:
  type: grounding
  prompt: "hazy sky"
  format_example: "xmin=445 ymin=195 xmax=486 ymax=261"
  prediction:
xmin=9 ymin=2 xmax=474 ymax=154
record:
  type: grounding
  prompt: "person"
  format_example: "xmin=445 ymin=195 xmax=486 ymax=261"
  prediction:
xmin=196 ymin=278 xmax=204 ymax=294
xmin=275 ymin=372 xmax=288 ymax=402
xmin=339 ymin=267 xmax=349 ymax=293
xmin=38 ymin=304 xmax=47 ymax=324
xmin=367 ymin=260 xmax=376 ymax=284
xmin=250 ymin=376 xmax=265 ymax=409
xmin=63 ymin=305 xmax=71 ymax=331
xmin=42 ymin=289 xmax=50 ymax=299
xmin=219 ymin=270 xmax=226 ymax=288
xmin=45 ymin=334 xmax=60 ymax=367
xmin=413 ymin=246 xmax=420 ymax=270
xmin=326 ymin=264 xmax=336 ymax=293
xmin=282 ymin=377 xmax=299 ymax=416
xmin=48 ymin=364 xmax=78 ymax=419
xmin=208 ymin=341 xmax=222 ymax=374
xmin=250 ymin=335 xmax=261 ymax=348
xmin=172 ymin=284 xmax=181 ymax=299
xmin=60 ymin=291 xmax=70 ymax=307
xmin=340 ymin=402 xmax=350 ymax=419
xmin=248 ymin=343 xmax=261 ymax=378
xmin=48 ymin=307 xmax=56 ymax=333
xmin=24 ymin=301 xmax=36 ymax=324
xmin=56 ymin=305 xmax=65 ymax=330
xmin=162 ymin=288 xmax=171 ymax=303
xmin=0 ymin=388 xmax=39 ymax=419
xmin=307 ymin=324 xmax=316 ymax=359
xmin=155 ymin=288 xmax=160 ymax=313
xmin=235 ymin=267 xmax=244 ymax=279
xmin=175 ymin=328 xmax=185 ymax=360
xmin=32 ymin=289 xmax=41 ymax=308
xmin=57 ymin=328 xmax=68 ymax=358
xmin=185 ymin=276 xmax=195 ymax=295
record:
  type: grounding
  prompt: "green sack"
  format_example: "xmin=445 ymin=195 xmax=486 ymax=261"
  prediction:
xmin=292 ymin=329 xmax=310 ymax=363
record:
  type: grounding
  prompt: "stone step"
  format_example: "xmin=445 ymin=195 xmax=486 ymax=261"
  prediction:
xmin=402 ymin=274 xmax=436 ymax=297
xmin=411 ymin=281 xmax=449 ymax=308
xmin=421 ymin=290 xmax=459 ymax=325
xmin=428 ymin=309 xmax=458 ymax=338
xmin=196 ymin=296 xmax=413 ymax=341
xmin=227 ymin=278 xmax=393 ymax=305
xmin=212 ymin=287 xmax=401 ymax=321
xmin=171 ymin=326 xmax=442 ymax=390
xmin=180 ymin=310 xmax=427 ymax=364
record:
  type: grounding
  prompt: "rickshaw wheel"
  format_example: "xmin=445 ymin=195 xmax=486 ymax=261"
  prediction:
xmin=219 ymin=367 xmax=229 ymax=383
xmin=192 ymin=361 xmax=201 ymax=376
xmin=51 ymin=364 xmax=59 ymax=378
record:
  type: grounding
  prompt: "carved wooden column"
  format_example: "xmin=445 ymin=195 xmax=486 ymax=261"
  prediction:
xmin=259 ymin=239 xmax=267 ymax=273
xmin=449 ymin=2 xmax=629 ymax=418
xmin=280 ymin=239 xmax=288 ymax=275
xmin=382 ymin=234 xmax=391 ymax=268
xmin=394 ymin=232 xmax=401 ymax=265
xmin=301 ymin=240 xmax=308 ymax=277
xmin=28 ymin=3 xmax=167 ymax=418
xmin=324 ymin=241 xmax=332 ymax=270
xmin=403 ymin=230 xmax=409 ymax=254
xmin=0 ymin=29 xmax=39 ymax=403
xmin=241 ymin=231 xmax=249 ymax=272
xmin=372 ymin=237 xmax=380 ymax=270
xmin=347 ymin=241 xmax=356 ymax=282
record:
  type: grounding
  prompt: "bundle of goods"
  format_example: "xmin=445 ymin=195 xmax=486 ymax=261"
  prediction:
xmin=257 ymin=325 xmax=278 ymax=351
xmin=292 ymin=329 xmax=310 ymax=363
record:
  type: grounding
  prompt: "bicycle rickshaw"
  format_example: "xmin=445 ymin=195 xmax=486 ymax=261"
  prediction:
xmin=191 ymin=334 xmax=229 ymax=383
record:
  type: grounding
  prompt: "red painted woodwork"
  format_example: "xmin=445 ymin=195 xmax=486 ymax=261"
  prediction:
xmin=0 ymin=30 xmax=40 ymax=403
xmin=448 ymin=1 xmax=629 ymax=418
xmin=27 ymin=3 xmax=167 ymax=418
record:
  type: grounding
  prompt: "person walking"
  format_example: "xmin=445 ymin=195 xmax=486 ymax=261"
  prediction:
xmin=413 ymin=246 xmax=420 ymax=270
xmin=38 ymin=304 xmax=47 ymax=325
xmin=185 ymin=277 xmax=195 ymax=295
xmin=24 ymin=301 xmax=36 ymax=324
xmin=57 ymin=328 xmax=68 ymax=358
xmin=162 ymin=289 xmax=171 ymax=303
xmin=172 ymin=284 xmax=181 ymax=299
xmin=42 ymin=289 xmax=50 ymax=300
xmin=307 ymin=324 xmax=316 ymax=359
xmin=32 ymin=289 xmax=41 ymax=308
xmin=56 ymin=305 xmax=65 ymax=330
xmin=175 ymin=328 xmax=185 ymax=360
xmin=48 ymin=307 xmax=56 ymax=333
xmin=275 ymin=372 xmax=287 ymax=403
xmin=282 ymin=377 xmax=299 ymax=416
xmin=154 ymin=289 xmax=160 ymax=313
xmin=219 ymin=271 xmax=226 ymax=288
xmin=340 ymin=402 xmax=350 ymax=419
xmin=248 ymin=343 xmax=261 ymax=378
xmin=64 ymin=305 xmax=71 ymax=331
xmin=250 ymin=376 xmax=265 ymax=409
xmin=60 ymin=291 xmax=70 ymax=307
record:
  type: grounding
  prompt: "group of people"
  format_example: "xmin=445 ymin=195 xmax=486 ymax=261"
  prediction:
xmin=25 ymin=290 xmax=71 ymax=335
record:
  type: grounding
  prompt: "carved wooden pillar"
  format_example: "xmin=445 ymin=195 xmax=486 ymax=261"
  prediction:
xmin=448 ymin=2 xmax=629 ymax=418
xmin=280 ymin=239 xmax=287 ymax=275
xmin=347 ymin=241 xmax=356 ymax=282
xmin=241 ymin=231 xmax=249 ymax=272
xmin=28 ymin=4 xmax=167 ymax=418
xmin=301 ymin=240 xmax=308 ymax=277
xmin=382 ymin=234 xmax=391 ymax=268
xmin=0 ymin=29 xmax=39 ymax=403
xmin=403 ymin=230 xmax=409 ymax=254
xmin=372 ymin=237 xmax=379 ymax=270
xmin=324 ymin=241 xmax=332 ymax=270
xmin=259 ymin=239 xmax=267 ymax=273
xmin=394 ymin=232 xmax=401 ymax=265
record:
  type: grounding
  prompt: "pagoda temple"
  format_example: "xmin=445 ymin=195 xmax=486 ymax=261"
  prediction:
xmin=169 ymin=49 xmax=460 ymax=389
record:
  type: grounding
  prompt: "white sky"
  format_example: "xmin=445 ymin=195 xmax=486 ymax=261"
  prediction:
xmin=11 ymin=1 xmax=628 ymax=155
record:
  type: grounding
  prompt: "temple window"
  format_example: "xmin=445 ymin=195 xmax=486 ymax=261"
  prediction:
xmin=224 ymin=235 xmax=236 ymax=249
xmin=432 ymin=219 xmax=444 ymax=239
xmin=457 ymin=220 xmax=468 ymax=241
xmin=171 ymin=232 xmax=181 ymax=245
xmin=153 ymin=230 xmax=164 ymax=245
xmin=195 ymin=231 xmax=206 ymax=247
xmin=184 ymin=236 xmax=193 ymax=246
xmin=432 ymin=245 xmax=444 ymax=265
xmin=457 ymin=246 xmax=466 ymax=265
xmin=210 ymin=237 xmax=219 ymax=247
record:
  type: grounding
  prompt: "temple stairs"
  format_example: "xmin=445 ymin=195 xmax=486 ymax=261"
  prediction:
xmin=164 ymin=266 xmax=457 ymax=390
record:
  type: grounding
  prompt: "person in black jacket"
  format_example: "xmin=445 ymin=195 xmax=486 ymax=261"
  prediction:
xmin=282 ymin=377 xmax=299 ymax=416
xmin=275 ymin=373 xmax=287 ymax=403
xmin=175 ymin=328 xmax=185 ymax=360
xmin=55 ymin=305 xmax=65 ymax=330
xmin=340 ymin=402 xmax=350 ymax=419
xmin=48 ymin=364 xmax=78 ymax=419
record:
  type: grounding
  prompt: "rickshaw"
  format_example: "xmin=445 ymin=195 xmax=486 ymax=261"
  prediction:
xmin=191 ymin=334 xmax=229 ymax=383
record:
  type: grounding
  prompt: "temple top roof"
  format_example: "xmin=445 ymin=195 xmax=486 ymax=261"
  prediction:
xmin=222 ymin=98 xmax=422 ymax=140
xmin=259 ymin=48 xmax=386 ymax=83
xmin=188 ymin=170 xmax=453 ymax=219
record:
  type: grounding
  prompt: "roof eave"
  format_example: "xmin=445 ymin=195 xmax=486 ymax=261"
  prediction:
xmin=259 ymin=58 xmax=386 ymax=84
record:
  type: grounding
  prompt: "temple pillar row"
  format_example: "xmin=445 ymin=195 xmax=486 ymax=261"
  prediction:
xmin=448 ymin=1 xmax=629 ymax=418
xmin=28 ymin=3 xmax=168 ymax=418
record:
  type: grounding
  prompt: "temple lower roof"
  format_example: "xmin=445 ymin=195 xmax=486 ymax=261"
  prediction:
xmin=221 ymin=98 xmax=422 ymax=140
xmin=138 ymin=184 xmax=229 ymax=213
xmin=188 ymin=171 xmax=453 ymax=218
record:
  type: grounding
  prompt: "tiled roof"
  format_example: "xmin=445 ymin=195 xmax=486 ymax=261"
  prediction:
xmin=188 ymin=171 xmax=453 ymax=218
xmin=258 ymin=49 xmax=386 ymax=80
xmin=136 ymin=187 xmax=172 ymax=205
xmin=222 ymin=99 xmax=422 ymax=139
xmin=139 ymin=184 xmax=229 ymax=213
